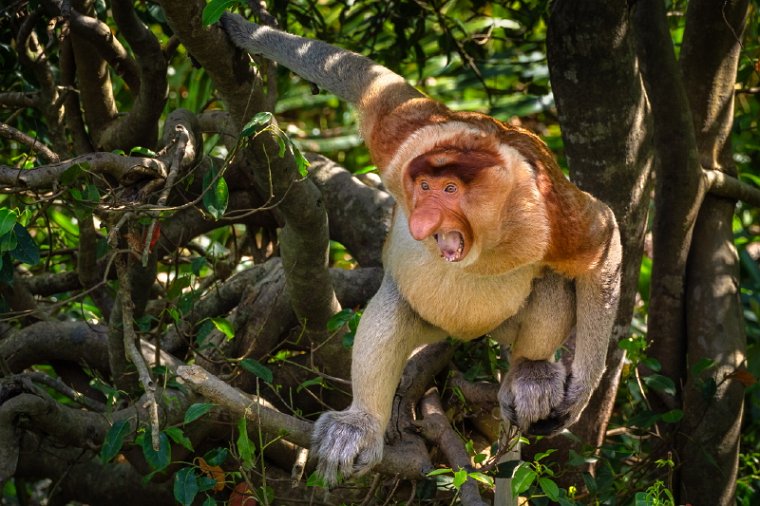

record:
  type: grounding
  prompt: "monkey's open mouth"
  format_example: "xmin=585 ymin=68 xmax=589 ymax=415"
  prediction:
xmin=434 ymin=231 xmax=465 ymax=262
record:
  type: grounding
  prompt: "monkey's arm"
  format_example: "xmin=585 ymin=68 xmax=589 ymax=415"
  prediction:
xmin=561 ymin=217 xmax=622 ymax=427
xmin=312 ymin=275 xmax=446 ymax=484
xmin=219 ymin=13 xmax=423 ymax=114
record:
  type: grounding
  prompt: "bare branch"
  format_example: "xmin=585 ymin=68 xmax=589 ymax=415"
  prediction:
xmin=0 ymin=152 xmax=166 ymax=189
xmin=417 ymin=388 xmax=489 ymax=506
xmin=0 ymin=91 xmax=39 ymax=108
xmin=60 ymin=3 xmax=141 ymax=91
xmin=0 ymin=121 xmax=60 ymax=163
xmin=704 ymin=168 xmax=760 ymax=208
xmin=177 ymin=364 xmax=433 ymax=480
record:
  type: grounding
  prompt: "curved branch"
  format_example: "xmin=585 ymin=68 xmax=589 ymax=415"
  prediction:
xmin=416 ymin=388 xmax=488 ymax=506
xmin=309 ymin=154 xmax=394 ymax=267
xmin=0 ymin=152 xmax=166 ymax=189
xmin=0 ymin=121 xmax=59 ymax=163
xmin=704 ymin=168 xmax=760 ymax=208
xmin=60 ymin=3 xmax=141 ymax=91
xmin=177 ymin=364 xmax=433 ymax=480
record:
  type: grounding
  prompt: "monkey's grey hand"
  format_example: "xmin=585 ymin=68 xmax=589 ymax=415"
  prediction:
xmin=219 ymin=12 xmax=259 ymax=50
xmin=499 ymin=359 xmax=577 ymax=435
xmin=311 ymin=409 xmax=384 ymax=485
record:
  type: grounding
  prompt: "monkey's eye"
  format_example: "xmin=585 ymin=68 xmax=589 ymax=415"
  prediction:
xmin=420 ymin=181 xmax=430 ymax=191
xmin=444 ymin=183 xmax=457 ymax=193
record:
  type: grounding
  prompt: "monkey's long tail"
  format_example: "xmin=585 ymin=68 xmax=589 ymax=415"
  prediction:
xmin=219 ymin=12 xmax=423 ymax=109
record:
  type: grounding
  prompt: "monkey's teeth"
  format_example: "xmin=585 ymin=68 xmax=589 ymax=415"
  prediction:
xmin=435 ymin=231 xmax=465 ymax=262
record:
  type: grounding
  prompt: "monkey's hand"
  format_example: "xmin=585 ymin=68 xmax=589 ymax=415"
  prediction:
xmin=498 ymin=358 xmax=579 ymax=435
xmin=311 ymin=409 xmax=384 ymax=485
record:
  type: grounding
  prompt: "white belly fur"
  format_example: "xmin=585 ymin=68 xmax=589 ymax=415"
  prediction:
xmin=385 ymin=214 xmax=536 ymax=340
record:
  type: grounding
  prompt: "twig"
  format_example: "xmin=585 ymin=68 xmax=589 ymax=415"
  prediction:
xmin=25 ymin=371 xmax=107 ymax=412
xmin=114 ymin=254 xmax=160 ymax=450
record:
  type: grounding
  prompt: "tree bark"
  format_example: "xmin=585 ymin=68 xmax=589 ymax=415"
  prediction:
xmin=543 ymin=0 xmax=652 ymax=474
xmin=679 ymin=1 xmax=749 ymax=504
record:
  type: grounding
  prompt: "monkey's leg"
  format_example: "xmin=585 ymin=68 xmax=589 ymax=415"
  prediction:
xmin=311 ymin=275 xmax=445 ymax=485
xmin=494 ymin=271 xmax=576 ymax=434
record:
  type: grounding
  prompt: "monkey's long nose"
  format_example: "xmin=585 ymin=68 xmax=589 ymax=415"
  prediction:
xmin=408 ymin=207 xmax=443 ymax=241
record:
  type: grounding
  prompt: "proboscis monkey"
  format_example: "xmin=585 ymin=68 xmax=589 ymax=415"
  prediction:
xmin=221 ymin=12 xmax=622 ymax=484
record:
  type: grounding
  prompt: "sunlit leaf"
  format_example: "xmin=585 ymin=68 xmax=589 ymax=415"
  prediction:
xmin=236 ymin=417 xmax=255 ymax=469
xmin=539 ymin=477 xmax=560 ymax=501
xmin=512 ymin=464 xmax=537 ymax=496
xmin=202 ymin=0 xmax=240 ymax=26
xmin=0 ymin=208 xmax=17 ymax=237
xmin=210 ymin=317 xmax=235 ymax=339
xmin=241 ymin=112 xmax=274 ymax=137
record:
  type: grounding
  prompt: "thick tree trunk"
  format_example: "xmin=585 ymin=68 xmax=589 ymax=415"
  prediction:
xmin=538 ymin=0 xmax=652 ymax=478
xmin=679 ymin=1 xmax=749 ymax=504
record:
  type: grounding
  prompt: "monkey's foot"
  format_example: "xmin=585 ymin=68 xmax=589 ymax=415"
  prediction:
xmin=311 ymin=409 xmax=384 ymax=485
xmin=498 ymin=359 xmax=569 ymax=435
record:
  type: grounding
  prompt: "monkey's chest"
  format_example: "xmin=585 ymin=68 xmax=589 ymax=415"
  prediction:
xmin=390 ymin=252 xmax=535 ymax=340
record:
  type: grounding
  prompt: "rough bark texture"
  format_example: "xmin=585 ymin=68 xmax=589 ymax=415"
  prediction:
xmin=543 ymin=0 xmax=651 ymax=471
xmin=679 ymin=1 xmax=749 ymax=504
xmin=632 ymin=0 xmax=706 ymax=409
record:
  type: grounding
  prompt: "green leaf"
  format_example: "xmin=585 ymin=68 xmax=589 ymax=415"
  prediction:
xmin=202 ymin=0 xmax=239 ymax=26
xmin=641 ymin=357 xmax=662 ymax=372
xmin=202 ymin=166 xmax=229 ymax=220
xmin=292 ymin=144 xmax=310 ymax=177
xmin=173 ymin=467 xmax=200 ymax=506
xmin=512 ymin=464 xmax=537 ymax=496
xmin=191 ymin=256 xmax=208 ymax=276
xmin=240 ymin=358 xmax=273 ymax=383
xmin=661 ymin=409 xmax=684 ymax=424
xmin=452 ymin=468 xmax=468 ymax=489
xmin=11 ymin=223 xmax=40 ymax=265
xmin=643 ymin=374 xmax=677 ymax=396
xmin=539 ymin=477 xmax=560 ymax=501
xmin=0 ymin=208 xmax=17 ymax=237
xmin=204 ymin=447 xmax=229 ymax=466
xmin=197 ymin=475 xmax=218 ymax=492
xmin=534 ymin=448 xmax=557 ymax=462
xmin=184 ymin=402 xmax=214 ymax=424
xmin=210 ymin=317 xmax=235 ymax=340
xmin=236 ymin=417 xmax=255 ymax=469
xmin=165 ymin=426 xmax=194 ymax=451
xmin=129 ymin=146 xmax=157 ymax=157
xmin=468 ymin=471 xmax=494 ymax=487
xmin=0 ymin=228 xmax=17 ymax=253
xmin=426 ymin=468 xmax=453 ymax=477
xmin=241 ymin=112 xmax=274 ymax=137
xmin=140 ymin=431 xmax=171 ymax=471
xmin=327 ymin=308 xmax=354 ymax=332
xmin=201 ymin=496 xmax=216 ymax=506
xmin=100 ymin=420 xmax=131 ymax=463
xmin=59 ymin=162 xmax=87 ymax=185
xmin=691 ymin=357 xmax=715 ymax=376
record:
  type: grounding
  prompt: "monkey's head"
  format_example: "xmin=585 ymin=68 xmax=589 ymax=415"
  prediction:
xmin=386 ymin=118 xmax=550 ymax=269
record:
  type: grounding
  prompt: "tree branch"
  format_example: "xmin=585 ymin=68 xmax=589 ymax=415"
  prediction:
xmin=416 ymin=388 xmax=489 ymax=506
xmin=0 ymin=152 xmax=166 ymax=189
xmin=0 ymin=121 xmax=59 ymax=163
xmin=177 ymin=364 xmax=433 ymax=480
xmin=704 ymin=168 xmax=760 ymax=207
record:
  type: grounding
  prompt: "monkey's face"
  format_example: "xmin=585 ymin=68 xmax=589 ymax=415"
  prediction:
xmin=407 ymin=174 xmax=472 ymax=262
xmin=403 ymin=147 xmax=504 ymax=263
